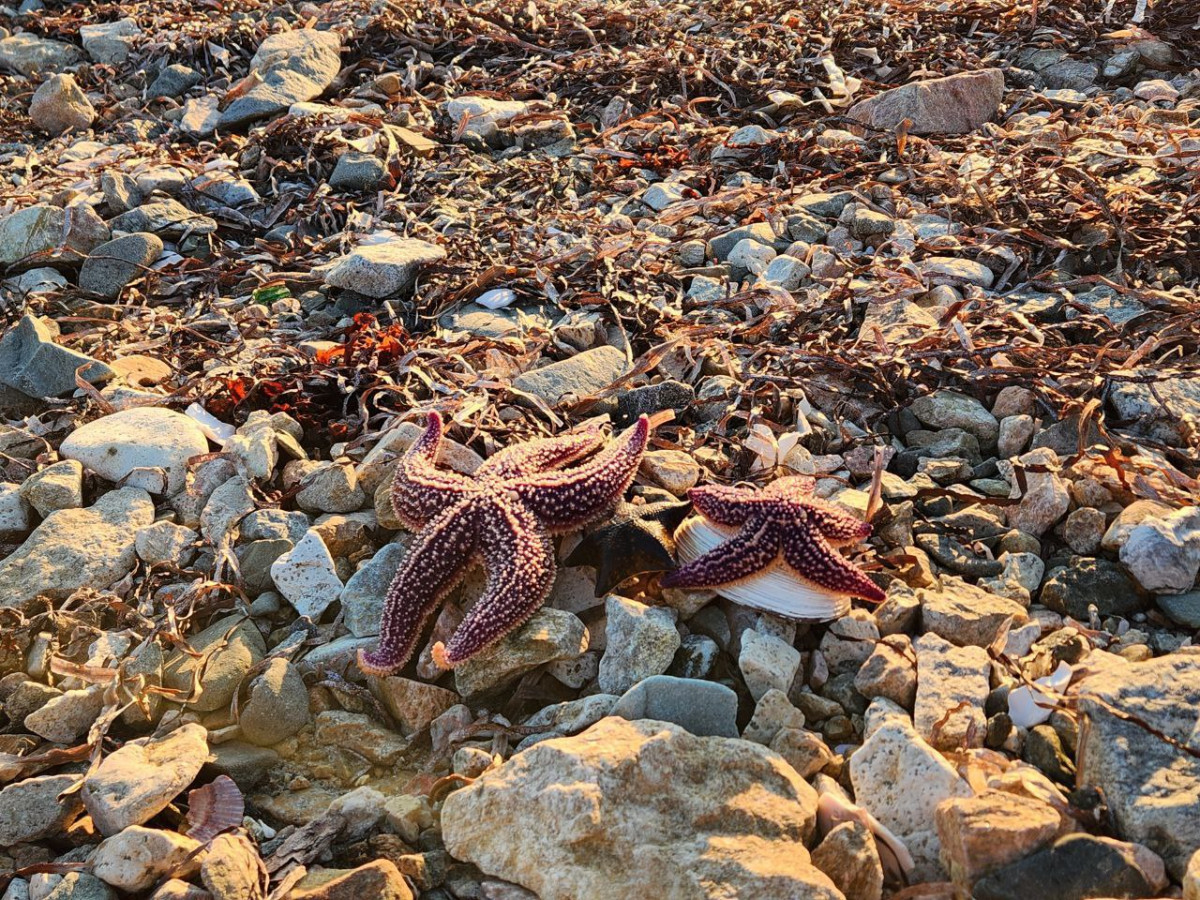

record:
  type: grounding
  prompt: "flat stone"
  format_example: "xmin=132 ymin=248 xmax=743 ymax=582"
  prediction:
xmin=219 ymin=30 xmax=343 ymax=128
xmin=61 ymin=407 xmax=208 ymax=495
xmin=269 ymin=529 xmax=344 ymax=619
xmin=149 ymin=64 xmax=202 ymax=98
xmin=79 ymin=18 xmax=140 ymax=65
xmin=290 ymin=860 xmax=413 ymax=900
xmin=913 ymin=633 xmax=989 ymax=750
xmin=200 ymin=833 xmax=265 ymax=900
xmin=909 ymin=391 xmax=999 ymax=445
xmin=82 ymin=722 xmax=209 ymax=836
xmin=848 ymin=69 xmax=1005 ymax=134
xmin=323 ymin=236 xmax=445 ymax=298
xmin=454 ymin=607 xmax=588 ymax=697
xmin=371 ymin=675 xmax=459 ymax=734
xmin=442 ymin=717 xmax=837 ymax=900
xmin=108 ymin=199 xmax=218 ymax=238
xmin=973 ymin=834 xmax=1157 ymax=900
xmin=25 ymin=684 xmax=104 ymax=743
xmin=0 ymin=314 xmax=113 ymax=399
xmin=313 ymin=711 xmax=407 ymax=765
xmin=512 ymin=345 xmax=629 ymax=407
xmin=1040 ymin=557 xmax=1144 ymax=619
xmin=442 ymin=96 xmax=530 ymax=146
xmin=79 ymin=233 xmax=163 ymax=299
xmin=330 ymin=151 xmax=387 ymax=191
xmin=0 ymin=34 xmax=82 ymax=76
xmin=597 ymin=596 xmax=680 ymax=695
xmin=920 ymin=578 xmax=1028 ymax=647
xmin=0 ymin=774 xmax=83 ymax=845
xmin=341 ymin=542 xmax=405 ymax=637
xmin=610 ymin=675 xmax=738 ymax=737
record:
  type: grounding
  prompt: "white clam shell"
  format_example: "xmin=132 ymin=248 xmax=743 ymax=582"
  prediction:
xmin=1008 ymin=660 xmax=1073 ymax=729
xmin=673 ymin=516 xmax=852 ymax=621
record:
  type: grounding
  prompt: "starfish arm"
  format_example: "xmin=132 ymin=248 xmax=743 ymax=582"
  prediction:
xmin=764 ymin=476 xmax=818 ymax=501
xmin=476 ymin=427 xmax=605 ymax=479
xmin=688 ymin=484 xmax=762 ymax=527
xmin=435 ymin=500 xmax=557 ymax=668
xmin=510 ymin=415 xmax=650 ymax=533
xmin=661 ymin=518 xmax=781 ymax=589
xmin=780 ymin=521 xmax=886 ymax=603
xmin=391 ymin=412 xmax=471 ymax=530
xmin=358 ymin=499 xmax=478 ymax=676
xmin=799 ymin=499 xmax=874 ymax=547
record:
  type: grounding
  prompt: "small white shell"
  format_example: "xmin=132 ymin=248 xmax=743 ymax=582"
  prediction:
xmin=674 ymin=516 xmax=851 ymax=621
xmin=1008 ymin=660 xmax=1073 ymax=729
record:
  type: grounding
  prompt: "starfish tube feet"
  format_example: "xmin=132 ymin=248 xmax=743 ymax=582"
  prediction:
xmin=390 ymin=411 xmax=470 ymax=530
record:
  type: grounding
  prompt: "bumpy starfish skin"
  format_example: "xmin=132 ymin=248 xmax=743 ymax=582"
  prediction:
xmin=359 ymin=413 xmax=650 ymax=675
xmin=661 ymin=477 xmax=885 ymax=602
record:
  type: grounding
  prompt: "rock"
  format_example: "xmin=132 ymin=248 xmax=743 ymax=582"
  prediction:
xmin=219 ymin=30 xmax=343 ymax=128
xmin=269 ymin=529 xmax=344 ymax=619
xmin=849 ymin=706 xmax=973 ymax=880
xmin=615 ymin=380 xmax=695 ymax=424
xmin=79 ymin=18 xmax=140 ymax=64
xmin=610 ymin=675 xmax=738 ymax=737
xmin=708 ymin=222 xmax=778 ymax=261
xmin=29 ymin=74 xmax=94 ymax=135
xmin=819 ymin=609 xmax=880 ymax=673
xmin=0 ymin=483 xmax=32 ymax=539
xmin=25 ymin=684 xmax=104 ymax=742
xmin=848 ymin=69 xmax=1004 ymax=134
xmin=199 ymin=475 xmax=255 ymax=544
xmin=1157 ymin=591 xmax=1200 ymax=630
xmin=1102 ymin=499 xmax=1174 ymax=552
xmin=442 ymin=717 xmax=839 ymax=900
xmin=0 ymin=314 xmax=113 ymax=398
xmin=3 ymin=265 xmax=69 ymax=295
xmin=314 ymin=711 xmax=407 ymax=765
xmin=41 ymin=874 xmax=115 ymax=900
xmin=61 ymin=407 xmax=207 ymax=495
xmin=78 ymin=233 xmax=162 ymax=298
xmin=295 ymin=461 xmax=365 ymax=513
xmin=936 ymin=791 xmax=1067 ymax=889
xmin=109 ymin=200 xmax=217 ymax=238
xmin=163 ymin=615 xmax=266 ymax=712
xmin=200 ymin=833 xmax=265 ymax=900
xmin=1062 ymin=506 xmax=1105 ymax=554
xmin=323 ymin=236 xmax=445 ymax=298
xmin=739 ymin=628 xmax=802 ymax=702
xmin=20 ymin=459 xmax=83 ymax=517
xmin=0 ymin=487 xmax=153 ymax=609
xmin=997 ymin=414 xmax=1034 ymax=458
xmin=341 ymin=542 xmax=405 ymax=636
xmin=1076 ymin=649 xmax=1200 ymax=877
xmin=289 ymin=861 xmax=413 ymax=900
xmin=204 ymin=741 xmax=279 ymax=791
xmin=149 ymin=64 xmax=202 ymax=98
xmin=1120 ymin=507 xmax=1200 ymax=594
xmin=770 ymin=727 xmax=834 ymax=778
xmin=454 ymin=608 xmax=588 ymax=697
xmin=0 ymin=774 xmax=83 ymax=845
xmin=330 ymin=151 xmax=387 ymax=191
xmin=238 ymin=658 xmax=309 ymax=746
xmin=913 ymin=633 xmax=989 ymax=750
xmin=920 ymin=256 xmax=996 ymax=289
xmin=854 ymin=634 xmax=916 ymax=709
xmin=82 ymin=723 xmax=209 ymax=836
xmin=919 ymin=578 xmax=1028 ymax=647
xmin=1005 ymin=447 xmax=1070 ymax=536
xmin=91 ymin=827 xmax=202 ymax=892
xmin=1186 ymin=850 xmax=1200 ymax=900
xmin=0 ymin=34 xmax=84 ymax=76
xmin=973 ymin=834 xmax=1158 ymax=900
xmin=372 ymin=676 xmax=459 ymax=733
xmin=522 ymin=694 xmax=618 ymax=742
xmin=638 ymin=449 xmax=701 ymax=495
xmin=597 ymin=596 xmax=680 ymax=694
xmin=743 ymin=688 xmax=807 ymax=745
xmin=512 ymin=345 xmax=628 ymax=407
xmin=442 ymin=96 xmax=530 ymax=146
xmin=727 ymin=238 xmax=776 ymax=273
xmin=810 ymin=820 xmax=884 ymax=900
xmin=1041 ymin=557 xmax=1143 ymax=619
xmin=136 ymin=521 xmax=198 ymax=567
xmin=1109 ymin=375 xmax=1200 ymax=445
xmin=909 ymin=391 xmax=999 ymax=446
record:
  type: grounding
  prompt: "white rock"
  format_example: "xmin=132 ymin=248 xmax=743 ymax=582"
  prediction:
xmin=442 ymin=96 xmax=530 ymax=144
xmin=0 ymin=484 xmax=31 ymax=539
xmin=323 ymin=236 xmax=446 ymax=299
xmin=1120 ymin=507 xmax=1200 ymax=595
xmin=92 ymin=826 xmax=201 ymax=892
xmin=912 ymin=633 xmax=989 ymax=750
xmin=60 ymin=408 xmax=209 ymax=495
xmin=738 ymin=628 xmax=802 ymax=702
xmin=270 ymin=528 xmax=344 ymax=619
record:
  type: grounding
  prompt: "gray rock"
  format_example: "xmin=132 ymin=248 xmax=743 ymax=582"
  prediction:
xmin=29 ymin=73 xmax=94 ymax=135
xmin=454 ymin=608 xmax=588 ymax=698
xmin=163 ymin=614 xmax=266 ymax=712
xmin=269 ymin=528 xmax=344 ymax=619
xmin=109 ymin=199 xmax=218 ymax=238
xmin=24 ymin=684 xmax=104 ymax=742
xmin=0 ymin=314 xmax=113 ymax=399
xmin=738 ymin=628 xmax=802 ymax=701
xmin=909 ymin=390 xmax=999 ymax=446
xmin=219 ymin=30 xmax=343 ymax=128
xmin=1157 ymin=591 xmax=1200 ymax=630
xmin=0 ymin=487 xmax=153 ymax=610
xmin=82 ymin=722 xmax=209 ymax=836
xmin=848 ymin=69 xmax=1004 ymax=134
xmin=512 ymin=345 xmax=628 ymax=408
xmin=854 ymin=634 xmax=917 ymax=709
xmin=1120 ymin=508 xmax=1200 ymax=594
xmin=238 ymin=658 xmax=310 ymax=746
xmin=79 ymin=18 xmax=140 ymax=65
xmin=342 ymin=542 xmax=406 ymax=637
xmin=0 ymin=483 xmax=32 ymax=539
xmin=42 ymin=873 xmax=115 ymax=900
xmin=0 ymin=34 xmax=84 ymax=76
xmin=0 ymin=204 xmax=109 ymax=268
xmin=1004 ymin=447 xmax=1070 ymax=536
xmin=523 ymin=694 xmax=619 ymax=741
xmin=201 ymin=833 xmax=264 ymax=900
xmin=323 ymin=236 xmax=446 ymax=298
xmin=295 ymin=461 xmax=365 ymax=513
xmin=597 ymin=596 xmax=680 ymax=695
xmin=1041 ymin=557 xmax=1144 ymax=619
xmin=135 ymin=520 xmax=198 ymax=567
xmin=19 ymin=459 xmax=83 ymax=517
xmin=204 ymin=741 xmax=280 ymax=791
xmin=79 ymin=233 xmax=163 ymax=298
xmin=149 ymin=63 xmax=202 ymax=98
xmin=3 ymin=266 xmax=69 ymax=296
xmin=1109 ymin=375 xmax=1200 ymax=445
xmin=442 ymin=96 xmax=530 ymax=146
xmin=330 ymin=151 xmax=387 ymax=191
xmin=610 ymin=675 xmax=738 ymax=737
xmin=0 ymin=774 xmax=83 ymax=845
xmin=707 ymin=222 xmax=778 ymax=261
xmin=61 ymin=407 xmax=207 ymax=496
xmin=973 ymin=834 xmax=1156 ymax=900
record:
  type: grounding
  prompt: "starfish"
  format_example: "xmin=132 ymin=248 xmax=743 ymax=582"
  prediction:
xmin=564 ymin=488 xmax=692 ymax=597
xmin=660 ymin=477 xmax=886 ymax=603
xmin=358 ymin=412 xmax=650 ymax=676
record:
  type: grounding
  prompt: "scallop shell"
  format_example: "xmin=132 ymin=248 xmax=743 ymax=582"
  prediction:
xmin=186 ymin=775 xmax=245 ymax=843
xmin=673 ymin=516 xmax=852 ymax=621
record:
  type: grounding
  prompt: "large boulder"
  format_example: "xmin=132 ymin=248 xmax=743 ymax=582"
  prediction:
xmin=442 ymin=716 xmax=841 ymax=900
xmin=848 ymin=69 xmax=1005 ymax=134
xmin=60 ymin=407 xmax=209 ymax=495
xmin=219 ymin=30 xmax=342 ymax=128
xmin=1076 ymin=649 xmax=1200 ymax=878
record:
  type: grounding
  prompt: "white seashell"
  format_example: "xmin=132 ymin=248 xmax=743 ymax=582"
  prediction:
xmin=475 ymin=288 xmax=517 ymax=310
xmin=1008 ymin=660 xmax=1073 ymax=729
xmin=185 ymin=402 xmax=234 ymax=445
xmin=674 ymin=516 xmax=851 ymax=621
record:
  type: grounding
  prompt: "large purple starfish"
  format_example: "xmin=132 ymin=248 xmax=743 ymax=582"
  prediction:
xmin=358 ymin=412 xmax=650 ymax=675
xmin=661 ymin=477 xmax=886 ymax=602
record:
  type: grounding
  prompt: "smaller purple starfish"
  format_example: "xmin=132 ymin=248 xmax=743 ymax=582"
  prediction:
xmin=661 ymin=477 xmax=886 ymax=603
xmin=358 ymin=413 xmax=650 ymax=676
